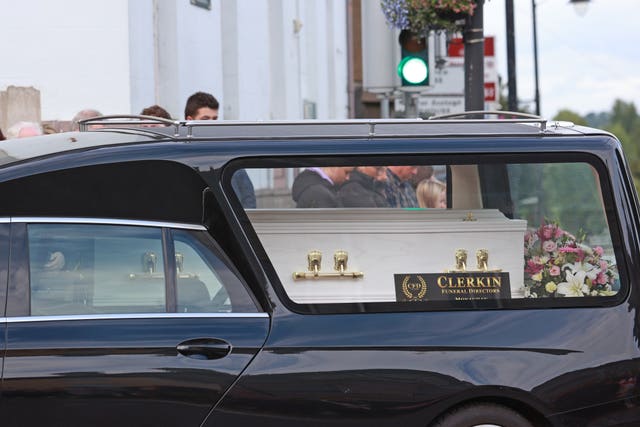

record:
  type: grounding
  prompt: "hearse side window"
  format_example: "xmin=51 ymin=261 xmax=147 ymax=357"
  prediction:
xmin=26 ymin=222 xmax=259 ymax=316
xmin=229 ymin=158 xmax=623 ymax=313
xmin=29 ymin=224 xmax=166 ymax=315
xmin=173 ymin=229 xmax=259 ymax=313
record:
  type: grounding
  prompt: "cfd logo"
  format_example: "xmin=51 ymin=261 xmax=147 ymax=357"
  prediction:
xmin=401 ymin=275 xmax=427 ymax=301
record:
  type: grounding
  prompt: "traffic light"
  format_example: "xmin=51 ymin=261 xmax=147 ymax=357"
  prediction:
xmin=398 ymin=30 xmax=429 ymax=87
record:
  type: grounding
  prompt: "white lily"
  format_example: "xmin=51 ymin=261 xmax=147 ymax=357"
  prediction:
xmin=563 ymin=262 xmax=599 ymax=282
xmin=557 ymin=270 xmax=589 ymax=297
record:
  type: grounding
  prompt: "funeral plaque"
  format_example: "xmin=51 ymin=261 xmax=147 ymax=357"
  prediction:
xmin=394 ymin=272 xmax=511 ymax=302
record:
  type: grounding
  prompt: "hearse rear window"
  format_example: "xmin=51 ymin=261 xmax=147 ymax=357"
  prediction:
xmin=231 ymin=157 xmax=623 ymax=312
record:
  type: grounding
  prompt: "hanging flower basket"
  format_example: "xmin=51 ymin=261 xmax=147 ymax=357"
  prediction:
xmin=380 ymin=0 xmax=476 ymax=34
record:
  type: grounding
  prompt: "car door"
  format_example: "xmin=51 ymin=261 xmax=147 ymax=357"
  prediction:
xmin=1 ymin=219 xmax=268 ymax=427
xmin=204 ymin=156 xmax=637 ymax=426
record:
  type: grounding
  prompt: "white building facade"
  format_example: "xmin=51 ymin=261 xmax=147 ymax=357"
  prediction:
xmin=0 ymin=0 xmax=349 ymax=122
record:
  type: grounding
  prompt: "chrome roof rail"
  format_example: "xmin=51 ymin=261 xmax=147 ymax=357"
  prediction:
xmin=76 ymin=111 xmax=555 ymax=141
xmin=429 ymin=110 xmax=547 ymax=131
xmin=78 ymin=115 xmax=182 ymax=138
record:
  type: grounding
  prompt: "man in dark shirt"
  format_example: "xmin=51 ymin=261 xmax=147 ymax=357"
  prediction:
xmin=292 ymin=167 xmax=352 ymax=208
xmin=384 ymin=166 xmax=418 ymax=208
xmin=338 ymin=166 xmax=389 ymax=207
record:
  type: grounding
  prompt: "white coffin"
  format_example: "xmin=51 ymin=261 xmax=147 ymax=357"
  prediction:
xmin=247 ymin=208 xmax=527 ymax=304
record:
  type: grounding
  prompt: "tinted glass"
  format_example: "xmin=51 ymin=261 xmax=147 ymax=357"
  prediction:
xmin=233 ymin=159 xmax=621 ymax=311
xmin=28 ymin=224 xmax=166 ymax=315
xmin=173 ymin=229 xmax=258 ymax=313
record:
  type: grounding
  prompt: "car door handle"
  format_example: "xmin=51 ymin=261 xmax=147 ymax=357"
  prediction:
xmin=177 ymin=338 xmax=232 ymax=360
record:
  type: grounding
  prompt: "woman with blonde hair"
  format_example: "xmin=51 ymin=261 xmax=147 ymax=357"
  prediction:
xmin=416 ymin=178 xmax=446 ymax=208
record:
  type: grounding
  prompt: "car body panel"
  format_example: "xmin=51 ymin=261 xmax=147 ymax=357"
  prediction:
xmin=1 ymin=315 xmax=269 ymax=426
xmin=0 ymin=120 xmax=637 ymax=426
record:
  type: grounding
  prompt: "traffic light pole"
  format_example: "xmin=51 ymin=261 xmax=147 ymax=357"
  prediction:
xmin=532 ymin=0 xmax=541 ymax=116
xmin=403 ymin=92 xmax=419 ymax=119
xmin=506 ymin=0 xmax=518 ymax=111
xmin=464 ymin=0 xmax=484 ymax=113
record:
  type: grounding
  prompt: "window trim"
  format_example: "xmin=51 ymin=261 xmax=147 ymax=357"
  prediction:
xmin=10 ymin=217 xmax=205 ymax=230
xmin=225 ymin=152 xmax=629 ymax=314
xmin=3 ymin=312 xmax=269 ymax=323
xmin=7 ymin=218 xmax=262 ymax=317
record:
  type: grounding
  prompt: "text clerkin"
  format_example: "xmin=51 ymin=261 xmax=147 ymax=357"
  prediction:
xmin=437 ymin=275 xmax=502 ymax=288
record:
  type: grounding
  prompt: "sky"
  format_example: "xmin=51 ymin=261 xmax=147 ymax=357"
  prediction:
xmin=482 ymin=0 xmax=640 ymax=118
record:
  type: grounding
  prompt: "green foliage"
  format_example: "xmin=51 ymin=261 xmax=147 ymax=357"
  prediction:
xmin=551 ymin=100 xmax=640 ymax=192
xmin=553 ymin=109 xmax=588 ymax=126
xmin=511 ymin=163 xmax=607 ymax=239
xmin=380 ymin=0 xmax=476 ymax=34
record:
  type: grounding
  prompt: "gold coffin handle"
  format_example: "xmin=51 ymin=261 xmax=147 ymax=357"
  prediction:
xmin=445 ymin=248 xmax=502 ymax=273
xmin=293 ymin=250 xmax=364 ymax=280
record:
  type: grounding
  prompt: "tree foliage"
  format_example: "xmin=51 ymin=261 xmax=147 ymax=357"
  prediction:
xmin=553 ymin=100 xmax=640 ymax=191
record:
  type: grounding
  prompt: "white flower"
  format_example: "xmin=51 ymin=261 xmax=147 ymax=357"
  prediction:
xmin=557 ymin=270 xmax=589 ymax=297
xmin=578 ymin=243 xmax=594 ymax=256
xmin=563 ymin=262 xmax=599 ymax=281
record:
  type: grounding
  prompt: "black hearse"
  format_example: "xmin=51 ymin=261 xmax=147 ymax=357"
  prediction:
xmin=0 ymin=113 xmax=636 ymax=427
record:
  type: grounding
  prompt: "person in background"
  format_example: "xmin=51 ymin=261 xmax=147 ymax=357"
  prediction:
xmin=141 ymin=104 xmax=172 ymax=120
xmin=338 ymin=166 xmax=389 ymax=207
xmin=416 ymin=177 xmax=447 ymax=208
xmin=6 ymin=121 xmax=43 ymax=139
xmin=384 ymin=165 xmax=418 ymax=208
xmin=71 ymin=109 xmax=102 ymax=131
xmin=183 ymin=91 xmax=256 ymax=208
xmin=410 ymin=165 xmax=434 ymax=189
xmin=292 ymin=167 xmax=353 ymax=208
xmin=42 ymin=123 xmax=58 ymax=134
xmin=184 ymin=92 xmax=218 ymax=120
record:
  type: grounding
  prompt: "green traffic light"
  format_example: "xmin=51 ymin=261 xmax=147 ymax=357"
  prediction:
xmin=398 ymin=56 xmax=428 ymax=85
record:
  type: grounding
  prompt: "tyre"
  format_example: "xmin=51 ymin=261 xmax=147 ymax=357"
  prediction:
xmin=432 ymin=403 xmax=533 ymax=427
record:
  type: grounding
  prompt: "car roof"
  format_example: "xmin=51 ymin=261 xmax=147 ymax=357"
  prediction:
xmin=0 ymin=115 xmax=615 ymax=169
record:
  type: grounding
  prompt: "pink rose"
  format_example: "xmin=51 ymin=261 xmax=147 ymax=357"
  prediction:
xmin=599 ymin=260 xmax=609 ymax=270
xmin=549 ymin=265 xmax=561 ymax=276
xmin=596 ymin=272 xmax=608 ymax=285
xmin=541 ymin=226 xmax=553 ymax=240
xmin=554 ymin=228 xmax=564 ymax=239
xmin=525 ymin=259 xmax=543 ymax=275
xmin=594 ymin=246 xmax=604 ymax=256
xmin=542 ymin=240 xmax=557 ymax=252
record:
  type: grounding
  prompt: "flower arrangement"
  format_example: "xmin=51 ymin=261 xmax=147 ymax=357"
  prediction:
xmin=523 ymin=221 xmax=618 ymax=297
xmin=380 ymin=0 xmax=476 ymax=34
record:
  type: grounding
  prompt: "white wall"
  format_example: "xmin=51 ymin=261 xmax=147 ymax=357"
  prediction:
xmin=0 ymin=0 xmax=131 ymax=121
xmin=0 ymin=0 xmax=348 ymax=122
xmin=128 ymin=0 xmax=156 ymax=115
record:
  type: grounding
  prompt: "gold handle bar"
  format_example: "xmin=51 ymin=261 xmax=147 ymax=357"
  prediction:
xmin=293 ymin=250 xmax=364 ymax=280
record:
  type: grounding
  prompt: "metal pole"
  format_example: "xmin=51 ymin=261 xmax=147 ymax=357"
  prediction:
xmin=404 ymin=92 xmax=418 ymax=118
xmin=464 ymin=0 xmax=484 ymax=113
xmin=379 ymin=93 xmax=390 ymax=118
xmin=532 ymin=0 xmax=541 ymax=115
xmin=506 ymin=0 xmax=518 ymax=111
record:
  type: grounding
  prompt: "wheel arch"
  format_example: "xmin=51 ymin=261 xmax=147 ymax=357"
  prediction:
xmin=426 ymin=387 xmax=555 ymax=427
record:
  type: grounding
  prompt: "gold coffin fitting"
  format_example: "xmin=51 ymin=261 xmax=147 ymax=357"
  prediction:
xmin=445 ymin=248 xmax=502 ymax=273
xmin=293 ymin=250 xmax=364 ymax=280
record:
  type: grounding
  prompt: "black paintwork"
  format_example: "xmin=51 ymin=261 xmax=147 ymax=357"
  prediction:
xmin=0 ymin=127 xmax=638 ymax=426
